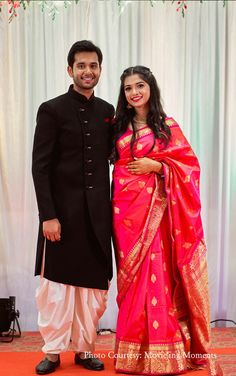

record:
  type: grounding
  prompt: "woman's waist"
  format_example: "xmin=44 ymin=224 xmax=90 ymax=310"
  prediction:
xmin=113 ymin=167 xmax=154 ymax=181
xmin=114 ymin=158 xmax=132 ymax=167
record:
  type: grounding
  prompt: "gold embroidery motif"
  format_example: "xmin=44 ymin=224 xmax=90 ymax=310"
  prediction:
xmin=184 ymin=175 xmax=191 ymax=183
xmin=175 ymin=139 xmax=182 ymax=146
xmin=175 ymin=329 xmax=182 ymax=339
xmin=123 ymin=219 xmax=132 ymax=227
xmin=172 ymin=200 xmax=177 ymax=205
xmin=195 ymin=179 xmax=199 ymax=187
xmin=136 ymin=143 xmax=143 ymax=150
xmin=163 ymin=261 xmax=167 ymax=271
xmin=186 ymin=150 xmax=194 ymax=156
xmin=165 ymin=286 xmax=168 ymax=294
xmin=151 ymin=274 xmax=157 ymax=283
xmin=175 ymin=229 xmax=181 ymax=235
xmin=114 ymin=207 xmax=120 ymax=214
xmin=151 ymin=297 xmax=157 ymax=306
xmin=150 ymin=253 xmax=155 ymax=261
xmin=183 ymin=242 xmax=192 ymax=249
xmin=138 ymin=181 xmax=145 ymax=188
xmin=119 ymin=251 xmax=124 ymax=258
xmin=153 ymin=320 xmax=159 ymax=329
xmin=179 ymin=320 xmax=191 ymax=342
xmin=119 ymin=178 xmax=125 ymax=185
xmin=147 ymin=187 xmax=153 ymax=194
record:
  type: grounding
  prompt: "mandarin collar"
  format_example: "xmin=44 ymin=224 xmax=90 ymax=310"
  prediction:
xmin=68 ymin=84 xmax=95 ymax=104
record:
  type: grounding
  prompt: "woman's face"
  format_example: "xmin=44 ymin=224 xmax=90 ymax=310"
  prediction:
xmin=123 ymin=74 xmax=150 ymax=109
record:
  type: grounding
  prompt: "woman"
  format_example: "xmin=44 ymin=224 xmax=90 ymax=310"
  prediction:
xmin=112 ymin=66 xmax=220 ymax=375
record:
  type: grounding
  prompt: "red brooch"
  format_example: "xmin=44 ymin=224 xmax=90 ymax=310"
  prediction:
xmin=104 ymin=117 xmax=110 ymax=123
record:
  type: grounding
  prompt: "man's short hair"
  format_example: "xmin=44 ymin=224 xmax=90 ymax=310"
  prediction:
xmin=67 ymin=40 xmax=103 ymax=68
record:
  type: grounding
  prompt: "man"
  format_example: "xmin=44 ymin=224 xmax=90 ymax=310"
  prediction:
xmin=32 ymin=40 xmax=114 ymax=374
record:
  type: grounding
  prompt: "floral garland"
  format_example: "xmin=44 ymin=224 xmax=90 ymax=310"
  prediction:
xmin=0 ymin=0 xmax=227 ymax=23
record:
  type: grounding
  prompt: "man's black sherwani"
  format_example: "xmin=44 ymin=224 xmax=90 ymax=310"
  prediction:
xmin=32 ymin=85 xmax=114 ymax=289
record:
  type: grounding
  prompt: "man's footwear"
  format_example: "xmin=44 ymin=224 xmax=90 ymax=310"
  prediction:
xmin=35 ymin=355 xmax=60 ymax=374
xmin=74 ymin=353 xmax=104 ymax=371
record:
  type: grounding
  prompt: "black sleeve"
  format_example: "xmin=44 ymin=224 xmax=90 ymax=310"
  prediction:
xmin=108 ymin=104 xmax=115 ymax=156
xmin=32 ymin=102 xmax=58 ymax=222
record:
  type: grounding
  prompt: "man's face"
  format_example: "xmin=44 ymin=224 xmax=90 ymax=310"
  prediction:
xmin=67 ymin=51 xmax=101 ymax=94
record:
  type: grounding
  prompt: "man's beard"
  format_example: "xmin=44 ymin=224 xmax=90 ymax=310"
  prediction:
xmin=74 ymin=76 xmax=99 ymax=90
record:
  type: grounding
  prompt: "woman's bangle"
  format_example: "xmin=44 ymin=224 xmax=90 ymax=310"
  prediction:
xmin=158 ymin=162 xmax=164 ymax=177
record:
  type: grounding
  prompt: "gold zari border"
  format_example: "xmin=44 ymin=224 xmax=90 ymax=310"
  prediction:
xmin=115 ymin=340 xmax=187 ymax=374
xmin=181 ymin=240 xmax=211 ymax=353
xmin=165 ymin=118 xmax=176 ymax=127
xmin=118 ymin=127 xmax=153 ymax=150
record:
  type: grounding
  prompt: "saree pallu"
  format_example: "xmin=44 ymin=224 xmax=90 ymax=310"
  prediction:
xmin=112 ymin=118 xmax=221 ymax=375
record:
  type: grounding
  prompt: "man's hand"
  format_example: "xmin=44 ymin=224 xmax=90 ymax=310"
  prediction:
xmin=43 ymin=218 xmax=61 ymax=242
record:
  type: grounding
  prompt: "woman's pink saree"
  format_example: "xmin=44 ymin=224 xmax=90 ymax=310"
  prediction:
xmin=112 ymin=118 xmax=220 ymax=375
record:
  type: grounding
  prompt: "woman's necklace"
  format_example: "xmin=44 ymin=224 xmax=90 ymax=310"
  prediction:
xmin=133 ymin=116 xmax=147 ymax=125
xmin=128 ymin=116 xmax=147 ymax=131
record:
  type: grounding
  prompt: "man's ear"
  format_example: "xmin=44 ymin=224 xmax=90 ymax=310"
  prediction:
xmin=67 ymin=65 xmax=73 ymax=78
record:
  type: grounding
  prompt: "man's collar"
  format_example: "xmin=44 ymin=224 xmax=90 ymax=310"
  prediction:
xmin=68 ymin=84 xmax=95 ymax=104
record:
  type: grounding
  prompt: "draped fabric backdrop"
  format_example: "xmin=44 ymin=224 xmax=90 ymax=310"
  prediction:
xmin=0 ymin=0 xmax=235 ymax=330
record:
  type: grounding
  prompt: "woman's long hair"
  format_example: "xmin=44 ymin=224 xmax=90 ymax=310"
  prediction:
xmin=112 ymin=66 xmax=171 ymax=161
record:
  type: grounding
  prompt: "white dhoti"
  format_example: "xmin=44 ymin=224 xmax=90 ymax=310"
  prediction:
xmin=35 ymin=278 xmax=108 ymax=354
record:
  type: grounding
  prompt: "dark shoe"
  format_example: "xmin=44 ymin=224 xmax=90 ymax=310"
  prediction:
xmin=74 ymin=353 xmax=104 ymax=371
xmin=35 ymin=355 xmax=60 ymax=374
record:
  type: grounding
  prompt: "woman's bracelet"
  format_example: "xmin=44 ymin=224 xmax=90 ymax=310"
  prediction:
xmin=158 ymin=162 xmax=164 ymax=178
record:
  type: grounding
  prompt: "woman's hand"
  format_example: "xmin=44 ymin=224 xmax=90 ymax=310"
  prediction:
xmin=127 ymin=157 xmax=163 ymax=175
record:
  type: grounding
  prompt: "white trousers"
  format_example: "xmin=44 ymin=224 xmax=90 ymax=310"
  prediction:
xmin=35 ymin=278 xmax=108 ymax=354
